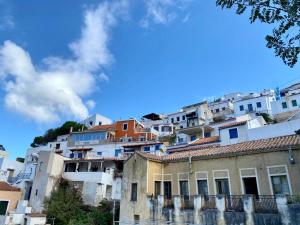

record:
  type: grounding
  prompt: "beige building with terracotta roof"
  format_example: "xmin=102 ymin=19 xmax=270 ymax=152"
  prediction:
xmin=120 ymin=134 xmax=300 ymax=222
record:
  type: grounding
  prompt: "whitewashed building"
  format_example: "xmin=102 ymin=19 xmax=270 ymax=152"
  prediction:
xmin=233 ymin=90 xmax=276 ymax=116
xmin=82 ymin=114 xmax=112 ymax=128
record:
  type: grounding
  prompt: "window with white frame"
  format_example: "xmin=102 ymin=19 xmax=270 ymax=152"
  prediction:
xmin=213 ymin=170 xmax=231 ymax=195
xmin=268 ymin=166 xmax=291 ymax=195
xmin=240 ymin=168 xmax=259 ymax=196
xmin=195 ymin=172 xmax=209 ymax=196
xmin=178 ymin=173 xmax=189 ymax=199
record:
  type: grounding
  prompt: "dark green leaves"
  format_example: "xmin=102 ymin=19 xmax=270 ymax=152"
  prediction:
xmin=216 ymin=0 xmax=300 ymax=67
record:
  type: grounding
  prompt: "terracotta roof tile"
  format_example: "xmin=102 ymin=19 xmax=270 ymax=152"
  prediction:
xmin=138 ymin=135 xmax=300 ymax=162
xmin=190 ymin=136 xmax=220 ymax=146
xmin=219 ymin=121 xmax=247 ymax=130
xmin=0 ymin=182 xmax=21 ymax=192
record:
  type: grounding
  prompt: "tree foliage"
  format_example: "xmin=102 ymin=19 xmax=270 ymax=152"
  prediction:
xmin=31 ymin=121 xmax=86 ymax=147
xmin=45 ymin=180 xmax=114 ymax=225
xmin=216 ymin=0 xmax=300 ymax=67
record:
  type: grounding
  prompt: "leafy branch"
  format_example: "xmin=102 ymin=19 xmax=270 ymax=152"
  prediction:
xmin=216 ymin=0 xmax=300 ymax=67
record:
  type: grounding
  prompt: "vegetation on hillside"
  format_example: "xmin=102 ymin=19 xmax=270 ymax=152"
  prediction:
xmin=216 ymin=0 xmax=300 ymax=67
xmin=45 ymin=180 xmax=113 ymax=225
xmin=31 ymin=121 xmax=86 ymax=147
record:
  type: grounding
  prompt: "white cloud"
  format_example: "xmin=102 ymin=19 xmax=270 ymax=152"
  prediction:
xmin=141 ymin=0 xmax=192 ymax=27
xmin=86 ymin=100 xmax=96 ymax=110
xmin=98 ymin=72 xmax=109 ymax=82
xmin=0 ymin=0 xmax=128 ymax=123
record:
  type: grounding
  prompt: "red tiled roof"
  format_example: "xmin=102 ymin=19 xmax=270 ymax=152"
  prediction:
xmin=190 ymin=136 xmax=220 ymax=145
xmin=0 ymin=182 xmax=21 ymax=192
xmin=138 ymin=135 xmax=300 ymax=162
xmin=88 ymin=124 xmax=115 ymax=131
xmin=168 ymin=143 xmax=219 ymax=153
xmin=219 ymin=121 xmax=247 ymax=130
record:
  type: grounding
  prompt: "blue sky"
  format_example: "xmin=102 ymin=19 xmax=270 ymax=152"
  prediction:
xmin=0 ymin=0 xmax=299 ymax=159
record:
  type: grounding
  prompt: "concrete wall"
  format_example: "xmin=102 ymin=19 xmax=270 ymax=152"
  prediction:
xmin=29 ymin=151 xmax=65 ymax=212
xmin=219 ymin=125 xmax=249 ymax=146
xmin=120 ymin=154 xmax=149 ymax=223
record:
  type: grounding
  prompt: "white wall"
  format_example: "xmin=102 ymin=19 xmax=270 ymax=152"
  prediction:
xmin=234 ymin=95 xmax=275 ymax=116
xmin=248 ymin=118 xmax=300 ymax=140
xmin=220 ymin=125 xmax=249 ymax=146
xmin=271 ymin=94 xmax=300 ymax=115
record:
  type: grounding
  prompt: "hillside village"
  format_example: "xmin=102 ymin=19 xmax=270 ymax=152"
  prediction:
xmin=1 ymin=83 xmax=300 ymax=225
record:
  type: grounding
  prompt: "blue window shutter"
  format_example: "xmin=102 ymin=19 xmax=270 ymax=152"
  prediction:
xmin=229 ymin=128 xmax=238 ymax=139
xmin=70 ymin=153 xmax=74 ymax=158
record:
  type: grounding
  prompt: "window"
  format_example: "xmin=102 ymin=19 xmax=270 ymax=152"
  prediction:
xmin=256 ymin=102 xmax=262 ymax=108
xmin=271 ymin=175 xmax=290 ymax=195
xmin=247 ymin=104 xmax=253 ymax=112
xmin=35 ymin=189 xmax=38 ymax=196
xmin=268 ymin=166 xmax=291 ymax=195
xmin=164 ymin=181 xmax=172 ymax=199
xmin=0 ymin=201 xmax=8 ymax=215
xmin=239 ymin=105 xmax=244 ymax=111
xmin=97 ymin=152 xmax=102 ymax=156
xmin=177 ymin=117 xmax=180 ymax=122
xmin=131 ymin=183 xmax=137 ymax=201
xmin=292 ymin=100 xmax=298 ymax=107
xmin=143 ymin=146 xmax=150 ymax=152
xmin=182 ymin=115 xmax=186 ymax=120
xmin=70 ymin=153 xmax=74 ymax=158
xmin=171 ymin=118 xmax=174 ymax=123
xmin=123 ymin=123 xmax=128 ymax=131
xmin=204 ymin=132 xmax=211 ymax=138
xmin=216 ymin=108 xmax=220 ymax=113
xmin=154 ymin=181 xmax=161 ymax=198
xmin=89 ymin=121 xmax=93 ymax=126
xmin=282 ymin=102 xmax=288 ymax=109
xmin=78 ymin=153 xmax=83 ymax=158
xmin=215 ymin=179 xmax=230 ymax=195
xmin=155 ymin=144 xmax=161 ymax=150
xmin=243 ymin=177 xmax=259 ymax=196
xmin=222 ymin=107 xmax=226 ymax=111
xmin=197 ymin=180 xmax=208 ymax=196
xmin=98 ymin=122 xmax=102 ymax=125
xmin=179 ymin=180 xmax=189 ymax=199
xmin=229 ymin=128 xmax=238 ymax=139
xmin=191 ymin=135 xmax=197 ymax=141
xmin=114 ymin=149 xmax=121 ymax=157
xmin=153 ymin=126 xmax=159 ymax=131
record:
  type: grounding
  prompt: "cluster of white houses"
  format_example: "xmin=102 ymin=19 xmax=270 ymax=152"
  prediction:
xmin=0 ymin=83 xmax=300 ymax=224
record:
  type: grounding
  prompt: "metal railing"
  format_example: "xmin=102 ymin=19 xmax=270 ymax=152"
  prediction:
xmin=225 ymin=195 xmax=244 ymax=212
xmin=180 ymin=197 xmax=194 ymax=210
xmin=254 ymin=195 xmax=278 ymax=214
xmin=202 ymin=195 xmax=217 ymax=209
xmin=163 ymin=198 xmax=174 ymax=209
xmin=287 ymin=195 xmax=300 ymax=204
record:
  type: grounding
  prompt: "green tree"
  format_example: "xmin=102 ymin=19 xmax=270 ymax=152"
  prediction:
xmin=45 ymin=180 xmax=86 ymax=225
xmin=216 ymin=0 xmax=300 ymax=67
xmin=31 ymin=121 xmax=86 ymax=147
xmin=45 ymin=180 xmax=114 ymax=225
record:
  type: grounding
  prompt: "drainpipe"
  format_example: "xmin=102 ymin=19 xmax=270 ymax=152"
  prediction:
xmin=189 ymin=155 xmax=193 ymax=174
xmin=288 ymin=146 xmax=295 ymax=164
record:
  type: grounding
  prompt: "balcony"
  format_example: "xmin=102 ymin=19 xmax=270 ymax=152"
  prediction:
xmin=63 ymin=160 xmax=114 ymax=184
xmin=63 ymin=171 xmax=113 ymax=184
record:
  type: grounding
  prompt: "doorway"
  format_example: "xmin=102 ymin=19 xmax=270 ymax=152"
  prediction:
xmin=243 ymin=177 xmax=259 ymax=196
